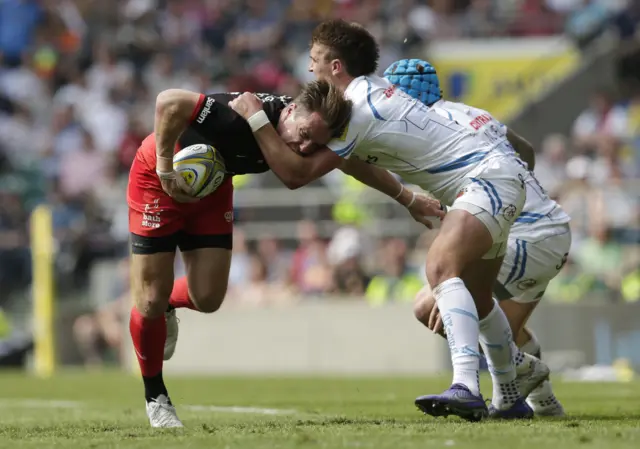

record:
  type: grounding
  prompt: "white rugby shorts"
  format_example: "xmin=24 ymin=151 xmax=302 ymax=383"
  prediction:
xmin=496 ymin=224 xmax=572 ymax=303
xmin=449 ymin=157 xmax=528 ymax=259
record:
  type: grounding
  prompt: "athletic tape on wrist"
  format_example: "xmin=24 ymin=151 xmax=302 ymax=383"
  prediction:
xmin=406 ymin=191 xmax=417 ymax=208
xmin=247 ymin=110 xmax=270 ymax=132
xmin=393 ymin=185 xmax=405 ymax=200
xmin=156 ymin=170 xmax=176 ymax=180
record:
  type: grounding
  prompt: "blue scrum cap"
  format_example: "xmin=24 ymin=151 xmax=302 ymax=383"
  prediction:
xmin=383 ymin=59 xmax=442 ymax=106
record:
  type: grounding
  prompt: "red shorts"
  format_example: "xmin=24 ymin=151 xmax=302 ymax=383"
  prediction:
xmin=127 ymin=144 xmax=233 ymax=254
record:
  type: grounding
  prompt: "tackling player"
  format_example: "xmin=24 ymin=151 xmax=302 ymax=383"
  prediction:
xmin=228 ymin=20 xmax=546 ymax=421
xmin=385 ymin=59 xmax=569 ymax=417
xmin=129 ymin=80 xmax=444 ymax=427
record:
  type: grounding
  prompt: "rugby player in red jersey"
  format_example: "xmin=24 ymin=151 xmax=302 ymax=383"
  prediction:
xmin=128 ymin=80 xmax=444 ymax=427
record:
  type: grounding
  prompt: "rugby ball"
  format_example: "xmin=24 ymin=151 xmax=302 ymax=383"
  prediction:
xmin=173 ymin=144 xmax=226 ymax=198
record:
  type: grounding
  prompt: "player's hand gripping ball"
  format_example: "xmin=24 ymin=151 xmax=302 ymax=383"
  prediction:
xmin=383 ymin=59 xmax=442 ymax=106
xmin=173 ymin=144 xmax=226 ymax=198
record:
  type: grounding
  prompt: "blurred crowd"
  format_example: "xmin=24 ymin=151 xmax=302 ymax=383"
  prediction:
xmin=0 ymin=0 xmax=639 ymax=366
xmin=536 ymin=88 xmax=640 ymax=303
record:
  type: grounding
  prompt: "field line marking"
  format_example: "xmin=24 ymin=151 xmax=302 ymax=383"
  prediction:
xmin=0 ymin=399 xmax=83 ymax=409
xmin=183 ymin=405 xmax=298 ymax=415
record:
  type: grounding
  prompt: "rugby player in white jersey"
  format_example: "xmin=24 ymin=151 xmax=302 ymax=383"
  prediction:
xmin=384 ymin=59 xmax=569 ymax=417
xmin=228 ymin=20 xmax=547 ymax=420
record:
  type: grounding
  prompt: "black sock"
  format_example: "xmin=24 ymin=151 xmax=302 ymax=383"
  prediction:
xmin=143 ymin=372 xmax=169 ymax=403
xmin=166 ymin=304 xmax=175 ymax=312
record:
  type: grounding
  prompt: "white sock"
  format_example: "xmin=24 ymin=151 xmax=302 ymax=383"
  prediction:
xmin=479 ymin=299 xmax=519 ymax=409
xmin=513 ymin=342 xmax=526 ymax=368
xmin=519 ymin=332 xmax=560 ymax=407
xmin=433 ymin=277 xmax=481 ymax=396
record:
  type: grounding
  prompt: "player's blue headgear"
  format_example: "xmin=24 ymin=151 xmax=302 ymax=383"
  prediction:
xmin=383 ymin=59 xmax=442 ymax=106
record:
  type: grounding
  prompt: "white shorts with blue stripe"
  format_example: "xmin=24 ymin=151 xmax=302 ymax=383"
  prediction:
xmin=448 ymin=156 xmax=528 ymax=259
xmin=497 ymin=223 xmax=572 ymax=303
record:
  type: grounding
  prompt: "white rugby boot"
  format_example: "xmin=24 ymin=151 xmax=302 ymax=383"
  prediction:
xmin=146 ymin=394 xmax=183 ymax=428
xmin=164 ymin=310 xmax=179 ymax=361
xmin=515 ymin=351 xmax=551 ymax=398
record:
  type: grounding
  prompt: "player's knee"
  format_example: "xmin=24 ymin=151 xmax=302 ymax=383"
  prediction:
xmin=425 ymin=253 xmax=460 ymax=288
xmin=413 ymin=287 xmax=435 ymax=324
xmin=191 ymin=285 xmax=228 ymax=314
xmin=135 ymin=282 xmax=172 ymax=319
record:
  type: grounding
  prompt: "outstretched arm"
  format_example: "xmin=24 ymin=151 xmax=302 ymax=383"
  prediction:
xmin=341 ymin=157 xmax=445 ymax=228
xmin=507 ymin=128 xmax=535 ymax=170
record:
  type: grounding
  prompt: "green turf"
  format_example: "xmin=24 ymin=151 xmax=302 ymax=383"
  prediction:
xmin=0 ymin=371 xmax=638 ymax=448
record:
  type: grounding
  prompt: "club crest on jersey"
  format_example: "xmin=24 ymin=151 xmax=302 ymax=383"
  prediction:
xmin=383 ymin=85 xmax=396 ymax=98
xmin=517 ymin=279 xmax=537 ymax=290
xmin=503 ymin=204 xmax=517 ymax=221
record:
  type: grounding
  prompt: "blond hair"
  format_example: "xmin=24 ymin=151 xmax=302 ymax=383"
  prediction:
xmin=294 ymin=80 xmax=352 ymax=138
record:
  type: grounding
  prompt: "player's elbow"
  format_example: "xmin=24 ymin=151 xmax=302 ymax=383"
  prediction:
xmin=281 ymin=171 xmax=313 ymax=190
xmin=282 ymin=176 xmax=305 ymax=190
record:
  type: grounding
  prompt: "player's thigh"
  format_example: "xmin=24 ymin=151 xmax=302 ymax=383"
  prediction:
xmin=449 ymin=172 xmax=526 ymax=261
xmin=179 ymin=178 xmax=234 ymax=313
xmin=426 ymin=209 xmax=494 ymax=285
xmin=128 ymin=156 xmax=182 ymax=317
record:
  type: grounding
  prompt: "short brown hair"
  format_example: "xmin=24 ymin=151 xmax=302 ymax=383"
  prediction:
xmin=295 ymin=80 xmax=352 ymax=139
xmin=311 ymin=19 xmax=379 ymax=77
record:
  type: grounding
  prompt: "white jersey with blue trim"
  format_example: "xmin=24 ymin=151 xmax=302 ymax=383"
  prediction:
xmin=326 ymin=76 xmax=517 ymax=204
xmin=431 ymin=99 xmax=571 ymax=240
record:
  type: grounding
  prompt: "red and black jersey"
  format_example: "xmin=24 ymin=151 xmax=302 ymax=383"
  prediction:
xmin=180 ymin=92 xmax=291 ymax=175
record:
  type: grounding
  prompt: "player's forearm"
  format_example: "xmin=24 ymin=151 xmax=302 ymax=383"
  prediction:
xmin=507 ymin=128 xmax=535 ymax=170
xmin=252 ymin=125 xmax=338 ymax=189
xmin=154 ymin=89 xmax=201 ymax=172
xmin=340 ymin=157 xmax=415 ymax=207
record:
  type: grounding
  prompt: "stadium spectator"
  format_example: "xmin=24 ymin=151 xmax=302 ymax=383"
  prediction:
xmin=534 ymin=134 xmax=569 ymax=199
xmin=365 ymin=238 xmax=422 ymax=306
xmin=572 ymin=89 xmax=628 ymax=153
xmin=289 ymin=220 xmax=332 ymax=296
xmin=327 ymin=227 xmax=369 ymax=296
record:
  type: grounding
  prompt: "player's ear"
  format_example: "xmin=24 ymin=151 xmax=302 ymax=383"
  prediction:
xmin=284 ymin=103 xmax=296 ymax=119
xmin=331 ymin=59 xmax=342 ymax=76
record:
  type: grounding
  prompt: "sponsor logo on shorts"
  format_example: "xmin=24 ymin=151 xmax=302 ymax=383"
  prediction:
xmin=196 ymin=97 xmax=215 ymax=124
xmin=456 ymin=188 xmax=467 ymax=199
xmin=144 ymin=198 xmax=160 ymax=213
xmin=224 ymin=211 xmax=233 ymax=223
xmin=517 ymin=279 xmax=537 ymax=290
xmin=142 ymin=199 xmax=161 ymax=229
xmin=142 ymin=213 xmax=161 ymax=229
xmin=503 ymin=204 xmax=517 ymax=221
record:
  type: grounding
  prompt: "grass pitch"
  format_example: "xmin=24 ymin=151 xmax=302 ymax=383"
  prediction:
xmin=0 ymin=371 xmax=638 ymax=448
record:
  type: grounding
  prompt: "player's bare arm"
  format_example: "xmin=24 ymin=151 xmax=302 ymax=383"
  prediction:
xmin=340 ymin=157 xmax=445 ymax=228
xmin=506 ymin=128 xmax=535 ymax=170
xmin=228 ymin=86 xmax=349 ymax=189
xmin=154 ymin=89 xmax=202 ymax=202
xmin=248 ymin=121 xmax=343 ymax=189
